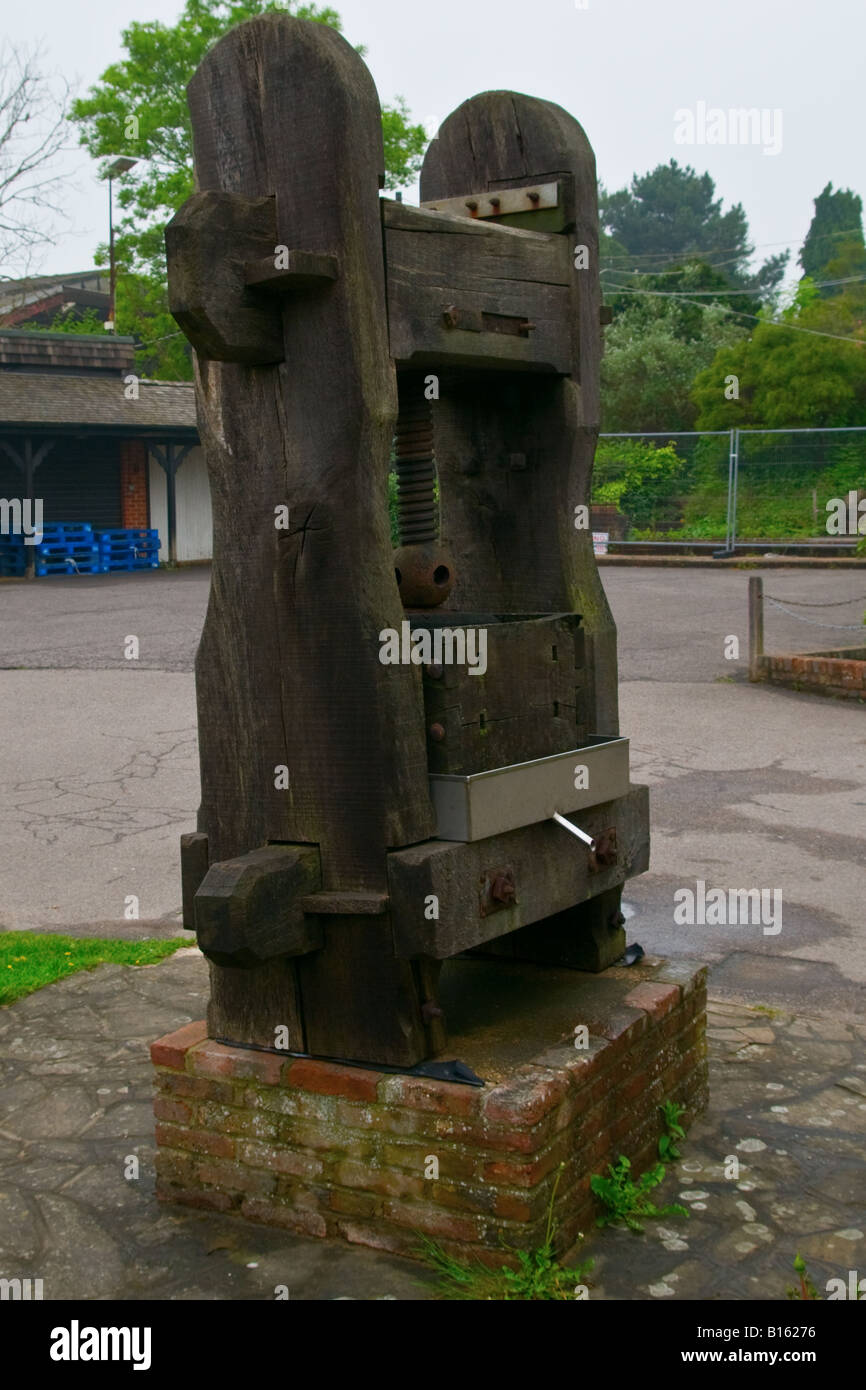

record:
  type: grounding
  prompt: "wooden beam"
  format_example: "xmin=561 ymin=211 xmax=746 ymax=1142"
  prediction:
xmin=244 ymin=250 xmax=339 ymax=291
xmin=387 ymin=785 xmax=649 ymax=959
xmin=385 ymin=216 xmax=572 ymax=372
xmin=195 ymin=843 xmax=323 ymax=968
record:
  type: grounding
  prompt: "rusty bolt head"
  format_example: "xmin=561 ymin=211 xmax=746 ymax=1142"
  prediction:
xmin=491 ymin=870 xmax=516 ymax=905
xmin=442 ymin=304 xmax=459 ymax=329
xmin=589 ymin=828 xmax=618 ymax=872
xmin=428 ymin=722 xmax=446 ymax=742
xmin=425 ymin=663 xmax=445 ymax=680
xmin=609 ymin=910 xmax=626 ymax=930
xmin=422 ymin=1000 xmax=444 ymax=1023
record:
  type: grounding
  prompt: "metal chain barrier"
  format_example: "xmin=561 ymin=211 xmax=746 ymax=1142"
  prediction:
xmin=764 ymin=592 xmax=865 ymax=631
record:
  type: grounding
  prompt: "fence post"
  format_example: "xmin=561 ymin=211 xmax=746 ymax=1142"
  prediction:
xmin=724 ymin=428 xmax=735 ymax=552
xmin=730 ymin=426 xmax=740 ymax=552
xmin=748 ymin=575 xmax=764 ymax=681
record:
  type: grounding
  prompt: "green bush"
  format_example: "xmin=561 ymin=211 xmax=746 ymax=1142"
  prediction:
xmin=593 ymin=439 xmax=686 ymax=530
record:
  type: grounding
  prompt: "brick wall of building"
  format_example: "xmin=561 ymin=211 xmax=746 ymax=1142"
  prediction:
xmin=120 ymin=439 xmax=149 ymax=530
xmin=151 ymin=957 xmax=708 ymax=1262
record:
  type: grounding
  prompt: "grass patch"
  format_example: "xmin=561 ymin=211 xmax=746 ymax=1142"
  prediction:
xmin=419 ymin=1165 xmax=593 ymax=1300
xmin=0 ymin=931 xmax=191 ymax=1005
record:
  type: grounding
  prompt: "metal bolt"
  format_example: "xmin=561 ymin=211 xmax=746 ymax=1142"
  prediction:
xmin=422 ymin=1000 xmax=444 ymax=1022
xmin=528 ymin=191 xmax=540 ymax=203
xmin=490 ymin=871 xmax=516 ymax=905
xmin=425 ymin=663 xmax=445 ymax=680
xmin=428 ymin=722 xmax=446 ymax=742
xmin=442 ymin=305 xmax=459 ymax=329
xmin=609 ymin=910 xmax=626 ymax=930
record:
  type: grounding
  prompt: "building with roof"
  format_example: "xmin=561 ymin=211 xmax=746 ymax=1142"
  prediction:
xmin=0 ymin=270 xmax=111 ymax=329
xmin=0 ymin=329 xmax=211 ymax=573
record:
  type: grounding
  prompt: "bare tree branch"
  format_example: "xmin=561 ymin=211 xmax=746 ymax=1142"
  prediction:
xmin=0 ymin=40 xmax=75 ymax=273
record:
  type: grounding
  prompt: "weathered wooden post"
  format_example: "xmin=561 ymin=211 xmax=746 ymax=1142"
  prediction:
xmin=749 ymin=575 xmax=765 ymax=681
xmin=166 ymin=13 xmax=649 ymax=1069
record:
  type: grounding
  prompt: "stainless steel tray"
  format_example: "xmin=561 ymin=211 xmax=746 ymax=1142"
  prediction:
xmin=429 ymin=735 xmax=630 ymax=842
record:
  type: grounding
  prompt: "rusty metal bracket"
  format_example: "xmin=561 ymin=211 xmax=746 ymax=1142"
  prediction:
xmin=589 ymin=827 xmax=617 ymax=872
xmin=422 ymin=180 xmax=560 ymax=221
xmin=552 ymin=811 xmax=618 ymax=872
xmin=479 ymin=866 xmax=517 ymax=917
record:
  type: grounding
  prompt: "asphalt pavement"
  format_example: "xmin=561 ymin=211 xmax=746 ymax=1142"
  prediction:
xmin=0 ymin=565 xmax=863 ymax=1016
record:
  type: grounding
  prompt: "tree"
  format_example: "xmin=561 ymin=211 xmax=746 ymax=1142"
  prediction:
xmin=0 ymin=41 xmax=72 ymax=274
xmin=71 ymin=0 xmax=428 ymax=376
xmin=691 ymin=280 xmax=866 ymax=430
xmin=600 ymin=160 xmax=788 ymax=301
xmin=601 ymin=271 xmax=747 ymax=432
xmin=799 ymin=182 xmax=865 ymax=285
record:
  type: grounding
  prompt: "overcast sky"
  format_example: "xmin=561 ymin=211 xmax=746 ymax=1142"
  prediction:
xmin=5 ymin=0 xmax=864 ymax=285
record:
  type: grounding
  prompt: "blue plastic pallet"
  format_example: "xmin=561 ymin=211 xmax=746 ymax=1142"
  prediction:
xmin=35 ymin=560 xmax=104 ymax=576
xmin=99 ymin=543 xmax=160 ymax=559
xmin=36 ymin=539 xmax=99 ymax=551
xmin=95 ymin=528 xmax=159 ymax=544
xmin=37 ymin=527 xmax=95 ymax=543
xmin=103 ymin=556 xmax=160 ymax=571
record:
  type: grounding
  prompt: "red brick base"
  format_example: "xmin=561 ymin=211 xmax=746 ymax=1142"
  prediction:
xmin=758 ymin=648 xmax=866 ymax=700
xmin=151 ymin=957 xmax=708 ymax=1262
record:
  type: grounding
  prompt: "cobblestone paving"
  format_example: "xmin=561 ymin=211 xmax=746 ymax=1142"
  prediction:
xmin=0 ymin=950 xmax=863 ymax=1301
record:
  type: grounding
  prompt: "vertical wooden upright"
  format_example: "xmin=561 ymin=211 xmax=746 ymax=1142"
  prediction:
xmin=169 ymin=15 xmax=434 ymax=1059
xmin=420 ymin=93 xmax=619 ymax=736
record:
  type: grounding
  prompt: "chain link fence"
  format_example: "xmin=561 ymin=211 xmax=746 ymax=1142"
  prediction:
xmin=593 ymin=426 xmax=866 ymax=549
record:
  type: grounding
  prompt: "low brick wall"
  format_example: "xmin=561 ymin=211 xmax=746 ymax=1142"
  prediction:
xmin=759 ymin=647 xmax=866 ymax=700
xmin=151 ymin=957 xmax=708 ymax=1262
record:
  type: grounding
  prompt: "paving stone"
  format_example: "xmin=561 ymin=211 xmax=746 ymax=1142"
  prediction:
xmin=6 ymin=1088 xmax=102 ymax=1141
xmin=1 ymin=951 xmax=865 ymax=1300
xmin=35 ymin=1192 xmax=127 ymax=1298
xmin=0 ymin=1186 xmax=43 ymax=1261
xmin=737 ymin=1027 xmax=776 ymax=1045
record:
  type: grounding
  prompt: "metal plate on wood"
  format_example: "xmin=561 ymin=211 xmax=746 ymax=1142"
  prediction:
xmin=429 ymin=735 xmax=629 ymax=842
xmin=420 ymin=181 xmax=559 ymax=221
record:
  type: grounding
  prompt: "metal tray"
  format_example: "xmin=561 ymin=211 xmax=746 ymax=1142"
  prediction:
xmin=429 ymin=735 xmax=630 ymax=842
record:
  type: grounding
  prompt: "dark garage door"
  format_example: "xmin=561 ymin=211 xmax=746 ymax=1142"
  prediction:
xmin=36 ymin=438 xmax=122 ymax=528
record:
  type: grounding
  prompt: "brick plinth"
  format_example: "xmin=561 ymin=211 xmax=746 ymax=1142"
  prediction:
xmin=151 ymin=957 xmax=708 ymax=1261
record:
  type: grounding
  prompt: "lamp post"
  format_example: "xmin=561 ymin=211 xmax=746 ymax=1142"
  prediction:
xmin=103 ymin=157 xmax=138 ymax=332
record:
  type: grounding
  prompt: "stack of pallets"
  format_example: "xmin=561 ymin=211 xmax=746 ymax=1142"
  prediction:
xmin=94 ymin=528 xmax=161 ymax=571
xmin=0 ymin=524 xmax=162 ymax=576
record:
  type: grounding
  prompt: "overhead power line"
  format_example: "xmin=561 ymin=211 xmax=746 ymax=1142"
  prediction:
xmin=599 ymin=225 xmax=864 ymax=264
xmin=600 ymin=285 xmax=866 ymax=344
xmin=600 ymin=273 xmax=866 ymax=297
